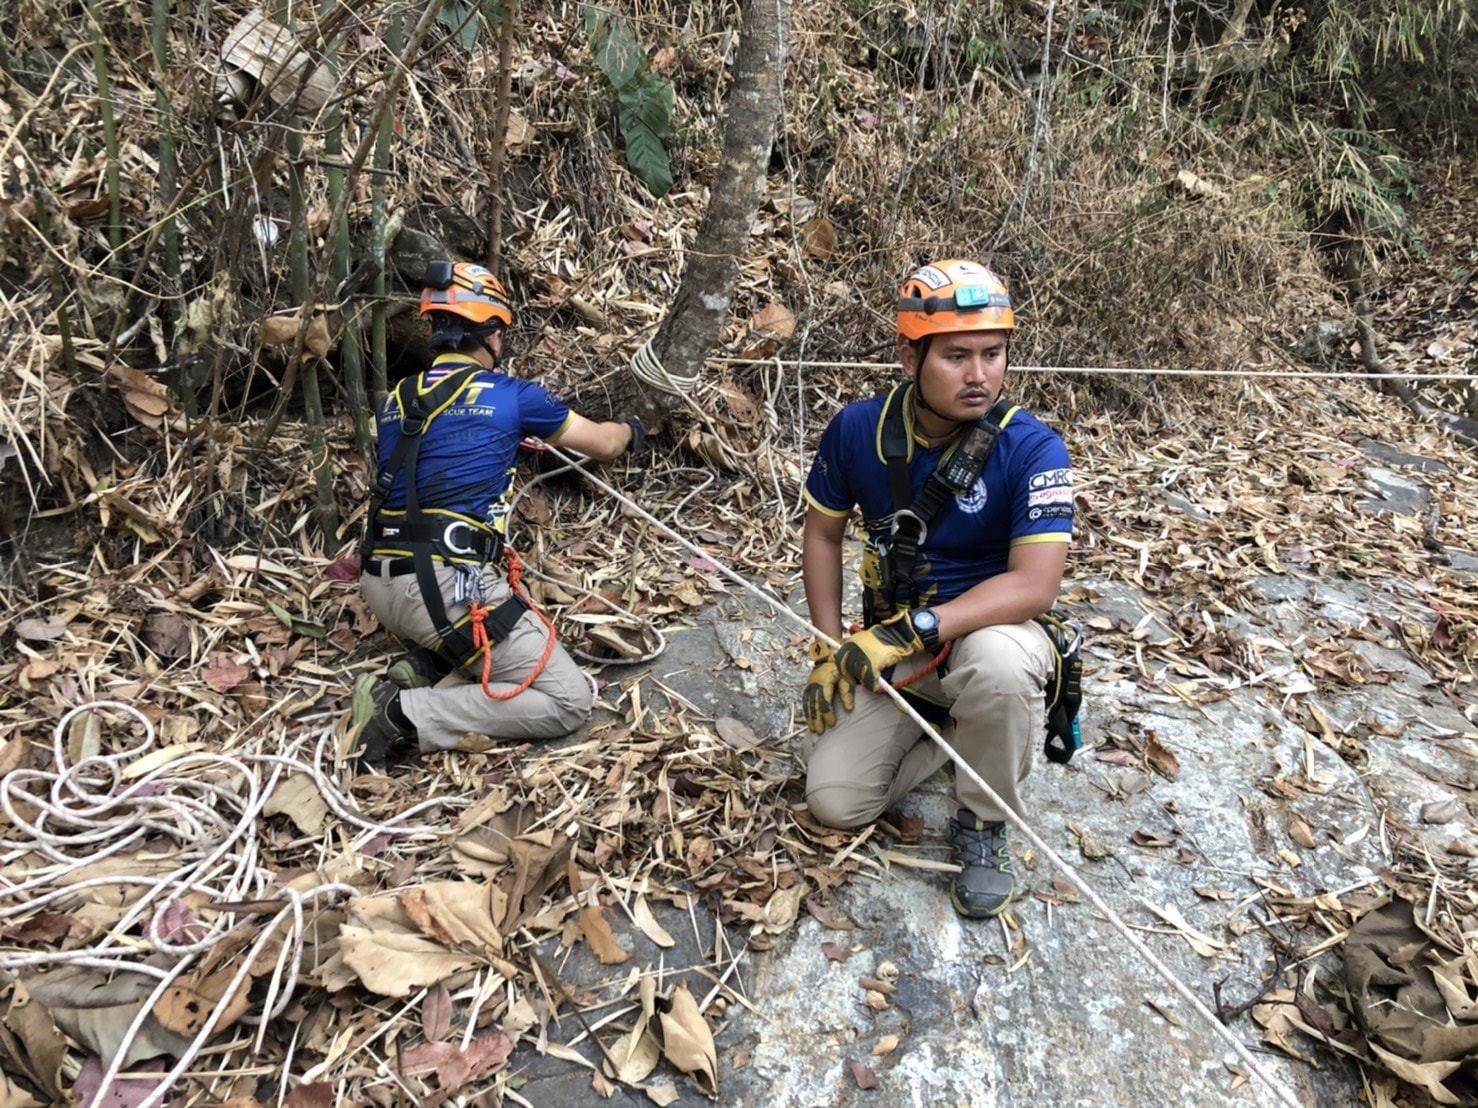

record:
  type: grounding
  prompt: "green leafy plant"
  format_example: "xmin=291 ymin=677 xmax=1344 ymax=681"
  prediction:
xmin=585 ymin=6 xmax=674 ymax=197
xmin=439 ymin=0 xmax=501 ymax=53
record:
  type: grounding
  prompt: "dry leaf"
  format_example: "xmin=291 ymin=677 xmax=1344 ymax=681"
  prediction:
xmin=579 ymin=904 xmax=631 ymax=965
xmin=397 ymin=1031 xmax=513 ymax=1094
xmin=873 ymin=1034 xmax=900 ymax=1056
xmin=632 ymin=896 xmax=675 ymax=949
xmin=423 ymin=982 xmax=453 ymax=1042
xmin=154 ymin=965 xmax=252 ymax=1036
xmin=803 ymin=216 xmax=837 ymax=259
xmin=201 ymin=659 xmax=250 ymax=692
xmin=337 ymin=915 xmax=480 ymax=997
xmin=644 ymin=1084 xmax=682 ymax=1106
xmin=821 ymin=941 xmax=852 ymax=963
xmin=399 ymin=882 xmax=505 ymax=952
xmin=849 ymin=1060 xmax=878 ymax=1089
xmin=262 ymin=774 xmax=329 ymax=835
xmin=749 ymin=301 xmax=796 ymax=339
xmin=1144 ymin=734 xmax=1180 ymax=779
xmin=1288 ymin=816 xmax=1316 ymax=850
xmin=714 ymin=716 xmax=762 ymax=750
xmin=1367 ymin=1043 xmax=1461 ymax=1105
xmin=657 ymin=986 xmax=717 ymax=1098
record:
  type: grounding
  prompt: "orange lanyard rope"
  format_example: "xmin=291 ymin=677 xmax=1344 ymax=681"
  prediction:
xmin=468 ymin=548 xmax=558 ymax=700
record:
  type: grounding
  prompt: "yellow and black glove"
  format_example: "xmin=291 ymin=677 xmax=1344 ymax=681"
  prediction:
xmin=802 ymin=639 xmax=853 ymax=735
xmin=834 ymin=609 xmax=924 ymax=693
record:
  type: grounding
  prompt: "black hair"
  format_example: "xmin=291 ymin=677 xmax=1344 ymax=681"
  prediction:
xmin=428 ymin=318 xmax=507 ymax=357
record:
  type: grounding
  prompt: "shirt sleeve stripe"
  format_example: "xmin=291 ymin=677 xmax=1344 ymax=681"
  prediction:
xmin=1010 ymin=532 xmax=1071 ymax=546
xmin=542 ymin=411 xmax=576 ymax=443
xmin=803 ymin=489 xmax=850 ymax=518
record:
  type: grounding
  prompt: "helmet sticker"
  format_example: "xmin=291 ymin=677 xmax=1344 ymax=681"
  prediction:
xmin=911 ymin=265 xmax=952 ymax=290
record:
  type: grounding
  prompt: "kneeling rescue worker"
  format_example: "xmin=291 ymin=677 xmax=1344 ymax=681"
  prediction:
xmin=348 ymin=260 xmax=644 ymax=766
xmin=800 ymin=258 xmax=1076 ymax=918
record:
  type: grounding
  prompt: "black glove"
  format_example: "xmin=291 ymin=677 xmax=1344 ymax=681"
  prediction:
xmin=622 ymin=415 xmax=646 ymax=453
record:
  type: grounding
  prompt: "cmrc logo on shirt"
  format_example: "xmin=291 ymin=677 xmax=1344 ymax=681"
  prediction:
xmin=1029 ymin=467 xmax=1072 ymax=491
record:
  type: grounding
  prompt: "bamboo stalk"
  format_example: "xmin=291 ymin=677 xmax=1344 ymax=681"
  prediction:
xmin=326 ymin=2 xmax=374 ymax=464
xmin=36 ymin=205 xmax=79 ymax=377
xmin=279 ymin=0 xmax=340 ymax=543
xmin=370 ymin=2 xmax=405 ymax=403
xmin=83 ymin=0 xmax=123 ymax=263
xmin=486 ymin=0 xmax=517 ymax=271
xmin=151 ymin=0 xmax=190 ymax=414
xmin=255 ymin=0 xmax=445 ymax=450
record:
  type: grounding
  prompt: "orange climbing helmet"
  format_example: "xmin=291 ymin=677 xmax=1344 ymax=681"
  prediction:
xmin=420 ymin=261 xmax=514 ymax=330
xmin=896 ymin=258 xmax=1014 ymax=341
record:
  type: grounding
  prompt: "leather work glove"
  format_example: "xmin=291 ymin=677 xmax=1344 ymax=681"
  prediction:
xmin=834 ymin=609 xmax=924 ymax=693
xmin=622 ymin=415 xmax=647 ymax=453
xmin=803 ymin=639 xmax=853 ymax=734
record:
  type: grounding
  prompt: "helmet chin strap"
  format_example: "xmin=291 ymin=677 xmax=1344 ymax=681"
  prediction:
xmin=910 ymin=336 xmax=957 ymax=428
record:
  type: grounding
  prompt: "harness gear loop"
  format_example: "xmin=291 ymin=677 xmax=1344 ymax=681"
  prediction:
xmin=468 ymin=548 xmax=558 ymax=700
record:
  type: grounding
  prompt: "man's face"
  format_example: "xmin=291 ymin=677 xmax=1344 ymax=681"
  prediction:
xmin=900 ymin=330 xmax=1009 ymax=422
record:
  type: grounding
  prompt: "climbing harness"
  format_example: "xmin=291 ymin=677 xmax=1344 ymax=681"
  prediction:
xmin=868 ymin=384 xmax=1086 ymax=760
xmin=541 ymin=444 xmax=1302 ymax=1108
xmin=362 ymin=364 xmax=555 ymax=695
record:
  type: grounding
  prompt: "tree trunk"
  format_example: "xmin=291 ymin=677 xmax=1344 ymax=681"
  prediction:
xmin=638 ymin=0 xmax=789 ymax=422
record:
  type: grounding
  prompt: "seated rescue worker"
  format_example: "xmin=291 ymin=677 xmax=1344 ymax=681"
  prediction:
xmin=800 ymin=258 xmax=1074 ymax=917
xmin=348 ymin=260 xmax=644 ymax=766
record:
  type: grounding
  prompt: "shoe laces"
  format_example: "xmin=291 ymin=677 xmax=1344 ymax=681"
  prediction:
xmin=953 ymin=819 xmax=1009 ymax=870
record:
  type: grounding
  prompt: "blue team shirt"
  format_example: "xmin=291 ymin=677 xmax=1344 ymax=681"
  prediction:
xmin=375 ymin=356 xmax=573 ymax=534
xmin=804 ymin=389 xmax=1072 ymax=606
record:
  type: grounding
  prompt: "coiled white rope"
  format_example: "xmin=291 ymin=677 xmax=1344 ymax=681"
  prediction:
xmin=542 ymin=444 xmax=1304 ymax=1108
xmin=629 ymin=336 xmax=703 ymax=395
xmin=0 ymin=700 xmax=462 ymax=1107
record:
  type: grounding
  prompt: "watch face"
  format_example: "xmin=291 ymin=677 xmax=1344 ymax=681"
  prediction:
xmin=913 ymin=610 xmax=938 ymax=632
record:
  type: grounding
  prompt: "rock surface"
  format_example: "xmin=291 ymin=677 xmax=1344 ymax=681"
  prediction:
xmin=513 ymin=436 xmax=1475 ymax=1106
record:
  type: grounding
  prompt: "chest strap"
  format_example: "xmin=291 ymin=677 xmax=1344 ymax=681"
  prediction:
xmin=875 ymin=384 xmax=1017 ymax=615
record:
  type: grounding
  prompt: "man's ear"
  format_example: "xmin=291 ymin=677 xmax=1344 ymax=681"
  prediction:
xmin=898 ymin=339 xmax=918 ymax=380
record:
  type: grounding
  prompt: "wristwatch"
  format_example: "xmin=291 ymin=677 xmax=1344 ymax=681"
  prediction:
xmin=910 ymin=607 xmax=941 ymax=651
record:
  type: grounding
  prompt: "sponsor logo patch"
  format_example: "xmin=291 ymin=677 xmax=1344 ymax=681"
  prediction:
xmin=1028 ymin=505 xmax=1074 ymax=522
xmin=1028 ymin=487 xmax=1075 ymax=507
xmin=956 ymin=476 xmax=988 ymax=514
xmin=1028 ymin=467 xmax=1073 ymax=491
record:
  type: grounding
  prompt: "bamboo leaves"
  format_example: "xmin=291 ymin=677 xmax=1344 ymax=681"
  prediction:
xmin=585 ymin=8 xmax=674 ymax=197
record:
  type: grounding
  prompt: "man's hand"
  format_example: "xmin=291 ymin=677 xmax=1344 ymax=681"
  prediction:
xmin=834 ymin=609 xmax=923 ymax=692
xmin=803 ymin=639 xmax=853 ymax=734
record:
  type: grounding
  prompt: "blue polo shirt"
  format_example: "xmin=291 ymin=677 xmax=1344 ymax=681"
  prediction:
xmin=374 ymin=355 xmax=573 ymax=535
xmin=804 ymin=388 xmax=1072 ymax=606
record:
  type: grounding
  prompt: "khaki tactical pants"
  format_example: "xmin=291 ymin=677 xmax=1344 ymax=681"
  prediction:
xmin=802 ymin=620 xmax=1055 ymax=827
xmin=361 ymin=561 xmax=593 ymax=753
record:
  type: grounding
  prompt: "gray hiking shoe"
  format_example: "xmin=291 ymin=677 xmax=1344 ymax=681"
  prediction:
xmin=386 ymin=648 xmax=441 ymax=689
xmin=948 ymin=811 xmax=1016 ymax=918
xmin=349 ymin=673 xmax=416 ymax=769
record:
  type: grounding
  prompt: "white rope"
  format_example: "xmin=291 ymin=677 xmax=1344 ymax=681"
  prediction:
xmin=0 ymin=701 xmax=464 ymax=1107
xmin=629 ymin=337 xmax=702 ymax=395
xmin=713 ymin=355 xmax=1478 ymax=382
xmin=542 ymin=444 xmax=1303 ymax=1108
